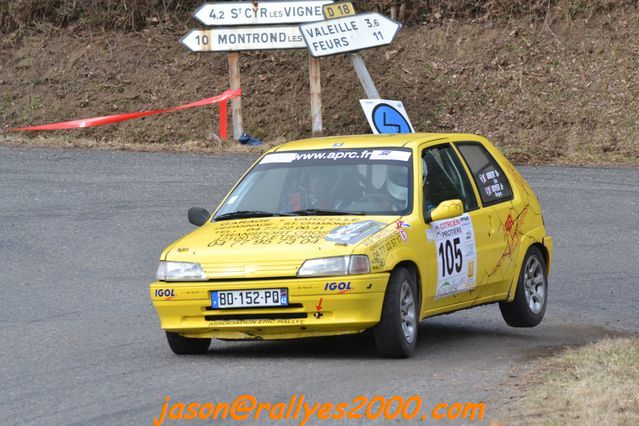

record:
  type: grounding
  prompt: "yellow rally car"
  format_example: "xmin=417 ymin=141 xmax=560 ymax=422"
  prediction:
xmin=150 ymin=134 xmax=552 ymax=358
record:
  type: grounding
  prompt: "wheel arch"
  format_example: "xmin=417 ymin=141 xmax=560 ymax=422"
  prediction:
xmin=532 ymin=242 xmax=549 ymax=273
xmin=391 ymin=260 xmax=423 ymax=315
xmin=506 ymin=230 xmax=551 ymax=302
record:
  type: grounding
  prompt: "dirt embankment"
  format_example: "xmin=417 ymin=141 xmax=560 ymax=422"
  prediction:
xmin=495 ymin=337 xmax=639 ymax=425
xmin=1 ymin=3 xmax=638 ymax=165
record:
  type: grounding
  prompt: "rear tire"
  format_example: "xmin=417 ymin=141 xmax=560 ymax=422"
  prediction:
xmin=374 ymin=267 xmax=419 ymax=358
xmin=166 ymin=332 xmax=211 ymax=355
xmin=499 ymin=246 xmax=548 ymax=327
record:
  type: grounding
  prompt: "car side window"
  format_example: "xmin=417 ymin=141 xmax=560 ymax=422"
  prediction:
xmin=455 ymin=143 xmax=513 ymax=205
xmin=422 ymin=145 xmax=479 ymax=217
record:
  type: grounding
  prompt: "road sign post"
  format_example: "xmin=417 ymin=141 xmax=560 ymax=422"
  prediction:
xmin=182 ymin=1 xmax=333 ymax=141
xmin=228 ymin=52 xmax=243 ymax=141
xmin=350 ymin=53 xmax=380 ymax=99
xmin=309 ymin=56 xmax=323 ymax=136
xmin=315 ymin=6 xmax=390 ymax=100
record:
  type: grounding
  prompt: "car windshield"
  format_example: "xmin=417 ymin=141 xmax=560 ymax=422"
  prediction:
xmin=214 ymin=148 xmax=414 ymax=219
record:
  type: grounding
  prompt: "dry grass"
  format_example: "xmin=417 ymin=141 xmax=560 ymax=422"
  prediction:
xmin=499 ymin=338 xmax=639 ymax=425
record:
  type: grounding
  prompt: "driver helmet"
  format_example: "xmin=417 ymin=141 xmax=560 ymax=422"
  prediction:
xmin=386 ymin=166 xmax=409 ymax=208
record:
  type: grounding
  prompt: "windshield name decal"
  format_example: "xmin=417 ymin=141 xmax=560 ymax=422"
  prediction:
xmin=260 ymin=149 xmax=411 ymax=164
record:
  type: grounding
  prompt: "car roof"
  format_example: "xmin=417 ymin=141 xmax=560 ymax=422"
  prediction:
xmin=272 ymin=133 xmax=487 ymax=152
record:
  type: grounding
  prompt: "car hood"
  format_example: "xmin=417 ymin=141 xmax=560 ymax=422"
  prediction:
xmin=162 ymin=216 xmax=398 ymax=279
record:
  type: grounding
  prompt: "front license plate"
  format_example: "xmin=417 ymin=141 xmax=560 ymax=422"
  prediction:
xmin=211 ymin=289 xmax=288 ymax=309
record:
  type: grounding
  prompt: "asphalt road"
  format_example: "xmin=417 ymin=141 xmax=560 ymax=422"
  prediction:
xmin=1 ymin=146 xmax=637 ymax=425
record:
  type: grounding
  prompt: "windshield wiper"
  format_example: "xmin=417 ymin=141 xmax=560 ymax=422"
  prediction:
xmin=214 ymin=211 xmax=291 ymax=222
xmin=287 ymin=209 xmax=366 ymax=216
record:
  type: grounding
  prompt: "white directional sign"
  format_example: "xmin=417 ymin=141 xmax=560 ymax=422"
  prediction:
xmin=194 ymin=1 xmax=333 ymax=26
xmin=300 ymin=12 xmax=401 ymax=57
xmin=180 ymin=26 xmax=306 ymax=52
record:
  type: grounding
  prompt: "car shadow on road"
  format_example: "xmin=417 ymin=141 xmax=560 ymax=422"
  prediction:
xmin=204 ymin=320 xmax=557 ymax=360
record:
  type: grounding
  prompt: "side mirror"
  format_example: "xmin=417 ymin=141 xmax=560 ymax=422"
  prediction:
xmin=188 ymin=207 xmax=211 ymax=227
xmin=426 ymin=199 xmax=464 ymax=223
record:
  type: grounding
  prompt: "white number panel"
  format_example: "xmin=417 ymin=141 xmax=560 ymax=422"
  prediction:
xmin=429 ymin=214 xmax=477 ymax=299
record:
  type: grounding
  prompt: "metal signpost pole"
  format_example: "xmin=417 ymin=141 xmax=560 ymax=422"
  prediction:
xmin=301 ymin=10 xmax=400 ymax=99
xmin=350 ymin=53 xmax=380 ymax=99
xmin=320 ymin=4 xmax=380 ymax=100
xmin=302 ymin=7 xmax=410 ymax=134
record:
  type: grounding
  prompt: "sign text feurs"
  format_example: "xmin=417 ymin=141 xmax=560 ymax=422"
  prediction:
xmin=300 ymin=12 xmax=401 ymax=57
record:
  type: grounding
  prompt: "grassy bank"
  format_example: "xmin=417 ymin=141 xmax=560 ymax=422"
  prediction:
xmin=498 ymin=337 xmax=639 ymax=425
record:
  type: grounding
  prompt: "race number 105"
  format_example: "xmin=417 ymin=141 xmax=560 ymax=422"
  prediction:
xmin=438 ymin=237 xmax=463 ymax=277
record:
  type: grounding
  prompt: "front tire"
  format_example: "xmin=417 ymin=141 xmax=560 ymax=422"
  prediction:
xmin=374 ymin=267 xmax=419 ymax=358
xmin=499 ymin=246 xmax=548 ymax=327
xmin=166 ymin=332 xmax=211 ymax=355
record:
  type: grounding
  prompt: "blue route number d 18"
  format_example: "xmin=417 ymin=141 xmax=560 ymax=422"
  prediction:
xmin=372 ymin=104 xmax=412 ymax=134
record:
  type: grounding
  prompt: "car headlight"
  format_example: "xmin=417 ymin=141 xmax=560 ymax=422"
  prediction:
xmin=297 ymin=255 xmax=371 ymax=277
xmin=156 ymin=261 xmax=207 ymax=282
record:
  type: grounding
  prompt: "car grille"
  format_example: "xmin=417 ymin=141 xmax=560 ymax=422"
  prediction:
xmin=200 ymin=260 xmax=302 ymax=278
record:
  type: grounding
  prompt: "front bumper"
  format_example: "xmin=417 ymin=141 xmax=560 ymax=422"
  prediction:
xmin=149 ymin=273 xmax=390 ymax=340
